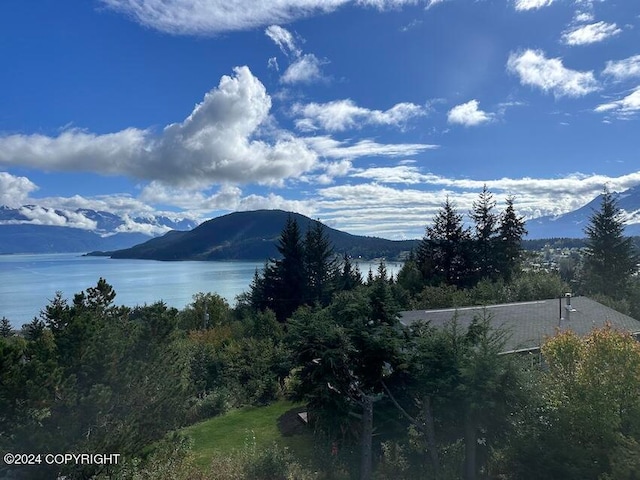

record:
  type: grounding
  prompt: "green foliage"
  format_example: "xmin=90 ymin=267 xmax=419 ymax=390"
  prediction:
xmin=411 ymin=271 xmax=568 ymax=310
xmin=287 ymin=288 xmax=402 ymax=440
xmin=415 ymin=191 xmax=527 ymax=293
xmin=583 ymin=188 xmax=639 ymax=299
xmin=470 ymin=185 xmax=500 ymax=281
xmin=335 ymin=252 xmax=362 ymax=292
xmin=224 ymin=336 xmax=291 ymax=406
xmin=496 ymin=196 xmax=527 ymax=283
xmin=396 ymin=252 xmax=424 ymax=296
xmin=179 ymin=292 xmax=231 ymax=331
xmin=0 ymin=316 xmax=13 ymax=337
xmin=417 ymin=197 xmax=474 ymax=288
xmin=388 ymin=315 xmax=526 ymax=478
xmin=503 ymin=326 xmax=640 ymax=479
xmin=254 ymin=216 xmax=339 ymax=322
xmin=305 ymin=220 xmax=337 ymax=306
xmin=1 ymin=280 xmax=195 ymax=479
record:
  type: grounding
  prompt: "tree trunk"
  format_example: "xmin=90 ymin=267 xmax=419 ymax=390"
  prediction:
xmin=361 ymin=394 xmax=373 ymax=480
xmin=422 ymin=395 xmax=440 ymax=477
xmin=464 ymin=408 xmax=477 ymax=480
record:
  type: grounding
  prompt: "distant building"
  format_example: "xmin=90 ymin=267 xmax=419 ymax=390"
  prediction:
xmin=399 ymin=295 xmax=640 ymax=354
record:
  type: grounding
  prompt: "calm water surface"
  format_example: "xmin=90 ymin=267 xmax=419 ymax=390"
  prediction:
xmin=0 ymin=253 xmax=401 ymax=327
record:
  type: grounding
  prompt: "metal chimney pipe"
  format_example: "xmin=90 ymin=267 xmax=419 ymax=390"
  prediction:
xmin=564 ymin=293 xmax=573 ymax=323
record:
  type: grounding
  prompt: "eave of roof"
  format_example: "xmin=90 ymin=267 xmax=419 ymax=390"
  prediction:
xmin=399 ymin=297 xmax=640 ymax=352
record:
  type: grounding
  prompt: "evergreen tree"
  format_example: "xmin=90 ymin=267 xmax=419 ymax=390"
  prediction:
xmin=497 ymin=196 xmax=527 ymax=282
xmin=304 ymin=221 xmax=336 ymax=306
xmin=336 ymin=253 xmax=362 ymax=291
xmin=583 ymin=188 xmax=638 ymax=298
xmin=262 ymin=215 xmax=307 ymax=321
xmin=470 ymin=185 xmax=499 ymax=281
xmin=417 ymin=197 xmax=473 ymax=288
xmin=0 ymin=317 xmax=12 ymax=337
xmin=396 ymin=250 xmax=423 ymax=295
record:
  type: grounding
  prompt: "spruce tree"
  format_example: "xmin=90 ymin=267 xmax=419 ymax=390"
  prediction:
xmin=336 ymin=252 xmax=362 ymax=291
xmin=470 ymin=185 xmax=499 ymax=281
xmin=267 ymin=215 xmax=307 ymax=321
xmin=304 ymin=221 xmax=336 ymax=306
xmin=583 ymin=188 xmax=638 ymax=299
xmin=0 ymin=317 xmax=12 ymax=337
xmin=497 ymin=196 xmax=527 ymax=283
xmin=417 ymin=197 xmax=473 ymax=287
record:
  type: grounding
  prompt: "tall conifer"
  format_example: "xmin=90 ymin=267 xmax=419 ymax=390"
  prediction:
xmin=583 ymin=188 xmax=638 ymax=298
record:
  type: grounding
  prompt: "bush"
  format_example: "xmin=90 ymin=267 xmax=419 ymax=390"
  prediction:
xmin=208 ymin=443 xmax=319 ymax=480
xmin=186 ymin=390 xmax=230 ymax=424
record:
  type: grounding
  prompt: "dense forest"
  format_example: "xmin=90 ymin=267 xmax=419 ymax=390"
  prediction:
xmin=2 ymin=188 xmax=640 ymax=479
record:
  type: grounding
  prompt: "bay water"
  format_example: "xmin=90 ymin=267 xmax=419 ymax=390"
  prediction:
xmin=0 ymin=253 xmax=401 ymax=327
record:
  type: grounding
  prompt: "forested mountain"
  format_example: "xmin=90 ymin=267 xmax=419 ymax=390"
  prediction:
xmin=108 ymin=210 xmax=418 ymax=261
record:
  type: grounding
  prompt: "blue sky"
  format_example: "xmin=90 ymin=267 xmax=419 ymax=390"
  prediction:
xmin=1 ymin=0 xmax=639 ymax=239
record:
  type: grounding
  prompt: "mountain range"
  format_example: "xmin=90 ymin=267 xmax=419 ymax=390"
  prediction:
xmin=525 ymin=185 xmax=640 ymax=239
xmin=0 ymin=205 xmax=198 ymax=254
xmin=3 ymin=185 xmax=640 ymax=255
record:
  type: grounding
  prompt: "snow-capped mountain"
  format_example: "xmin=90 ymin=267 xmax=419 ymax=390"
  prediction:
xmin=526 ymin=185 xmax=640 ymax=239
xmin=0 ymin=205 xmax=199 ymax=254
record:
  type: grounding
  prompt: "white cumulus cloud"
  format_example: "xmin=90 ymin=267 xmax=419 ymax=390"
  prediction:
xmin=507 ymin=49 xmax=599 ymax=97
xmin=0 ymin=172 xmax=39 ymax=207
xmin=0 ymin=67 xmax=318 ymax=188
xmin=562 ymin=21 xmax=621 ymax=46
xmin=447 ymin=100 xmax=493 ymax=127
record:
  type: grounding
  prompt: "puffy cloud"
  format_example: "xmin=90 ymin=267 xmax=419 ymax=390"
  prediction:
xmin=0 ymin=67 xmax=318 ymax=187
xmin=603 ymin=55 xmax=640 ymax=82
xmin=562 ymin=21 xmax=621 ymax=46
xmin=447 ymin=100 xmax=493 ymax=127
xmin=101 ymin=0 xmax=426 ymax=35
xmin=281 ymin=54 xmax=326 ymax=84
xmin=507 ymin=49 xmax=599 ymax=97
xmin=595 ymin=86 xmax=640 ymax=118
xmin=16 ymin=205 xmax=99 ymax=230
xmin=41 ymin=194 xmax=156 ymax=216
xmin=0 ymin=172 xmax=38 ymax=207
xmin=514 ymin=0 xmax=554 ymax=11
xmin=292 ymin=99 xmax=426 ymax=132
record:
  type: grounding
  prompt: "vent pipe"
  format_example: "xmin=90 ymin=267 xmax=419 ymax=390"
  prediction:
xmin=559 ymin=293 xmax=576 ymax=327
xmin=564 ymin=293 xmax=576 ymax=323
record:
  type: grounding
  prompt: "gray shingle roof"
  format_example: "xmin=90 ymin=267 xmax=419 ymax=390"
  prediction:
xmin=399 ymin=296 xmax=640 ymax=353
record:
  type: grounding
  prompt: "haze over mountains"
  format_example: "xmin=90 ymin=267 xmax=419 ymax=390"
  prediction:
xmin=0 ymin=205 xmax=198 ymax=254
xmin=525 ymin=185 xmax=640 ymax=239
xmin=3 ymin=186 xmax=640 ymax=254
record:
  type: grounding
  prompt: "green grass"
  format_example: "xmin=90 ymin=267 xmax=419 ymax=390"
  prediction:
xmin=181 ymin=400 xmax=315 ymax=469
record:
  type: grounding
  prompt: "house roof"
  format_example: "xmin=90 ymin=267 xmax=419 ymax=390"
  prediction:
xmin=399 ymin=296 xmax=640 ymax=353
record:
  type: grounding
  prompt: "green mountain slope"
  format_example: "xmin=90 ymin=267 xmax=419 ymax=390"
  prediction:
xmin=109 ymin=210 xmax=418 ymax=261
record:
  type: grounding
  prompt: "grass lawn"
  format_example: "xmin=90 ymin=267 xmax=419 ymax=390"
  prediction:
xmin=181 ymin=400 xmax=317 ymax=470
